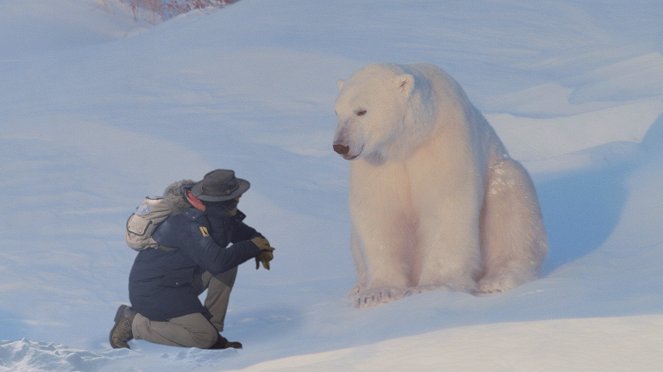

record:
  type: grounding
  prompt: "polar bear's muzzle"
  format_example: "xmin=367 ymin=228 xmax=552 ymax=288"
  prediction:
xmin=333 ymin=125 xmax=364 ymax=160
xmin=333 ymin=142 xmax=361 ymax=160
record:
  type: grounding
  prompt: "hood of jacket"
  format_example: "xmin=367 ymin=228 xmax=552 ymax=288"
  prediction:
xmin=162 ymin=179 xmax=195 ymax=211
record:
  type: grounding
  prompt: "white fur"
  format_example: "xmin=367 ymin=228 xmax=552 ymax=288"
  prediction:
xmin=333 ymin=63 xmax=547 ymax=308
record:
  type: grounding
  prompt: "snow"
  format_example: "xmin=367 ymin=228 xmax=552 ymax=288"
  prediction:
xmin=1 ymin=0 xmax=662 ymax=370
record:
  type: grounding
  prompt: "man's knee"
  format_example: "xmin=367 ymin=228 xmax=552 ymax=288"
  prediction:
xmin=193 ymin=327 xmax=219 ymax=349
xmin=215 ymin=266 xmax=238 ymax=287
xmin=169 ymin=313 xmax=220 ymax=349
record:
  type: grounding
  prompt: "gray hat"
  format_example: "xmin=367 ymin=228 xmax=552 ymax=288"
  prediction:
xmin=191 ymin=169 xmax=250 ymax=202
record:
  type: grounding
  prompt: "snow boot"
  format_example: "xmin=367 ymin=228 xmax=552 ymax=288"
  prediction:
xmin=210 ymin=335 xmax=243 ymax=349
xmin=109 ymin=304 xmax=136 ymax=349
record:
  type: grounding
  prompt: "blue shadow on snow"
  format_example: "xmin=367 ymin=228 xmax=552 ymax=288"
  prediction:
xmin=536 ymin=112 xmax=663 ymax=274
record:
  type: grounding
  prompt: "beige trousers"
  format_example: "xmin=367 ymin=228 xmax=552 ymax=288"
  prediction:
xmin=132 ymin=267 xmax=238 ymax=348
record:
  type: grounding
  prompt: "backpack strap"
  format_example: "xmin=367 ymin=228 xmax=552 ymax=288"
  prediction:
xmin=157 ymin=245 xmax=177 ymax=252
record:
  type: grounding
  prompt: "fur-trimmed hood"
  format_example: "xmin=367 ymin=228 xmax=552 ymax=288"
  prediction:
xmin=162 ymin=179 xmax=195 ymax=211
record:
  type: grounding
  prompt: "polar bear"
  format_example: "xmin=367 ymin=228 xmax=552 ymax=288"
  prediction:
xmin=333 ymin=63 xmax=547 ymax=308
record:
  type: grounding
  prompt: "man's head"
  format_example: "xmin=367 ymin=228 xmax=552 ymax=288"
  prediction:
xmin=191 ymin=169 xmax=250 ymax=202
xmin=187 ymin=169 xmax=250 ymax=215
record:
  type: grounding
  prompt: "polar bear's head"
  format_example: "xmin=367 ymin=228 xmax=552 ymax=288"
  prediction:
xmin=333 ymin=64 xmax=433 ymax=162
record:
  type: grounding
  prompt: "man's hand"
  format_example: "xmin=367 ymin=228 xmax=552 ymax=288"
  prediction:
xmin=251 ymin=236 xmax=275 ymax=270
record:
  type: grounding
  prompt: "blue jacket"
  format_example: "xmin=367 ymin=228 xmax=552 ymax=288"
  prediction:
xmin=128 ymin=208 xmax=261 ymax=321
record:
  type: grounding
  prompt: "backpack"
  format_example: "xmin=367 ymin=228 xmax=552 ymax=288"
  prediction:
xmin=125 ymin=180 xmax=194 ymax=251
xmin=125 ymin=197 xmax=173 ymax=250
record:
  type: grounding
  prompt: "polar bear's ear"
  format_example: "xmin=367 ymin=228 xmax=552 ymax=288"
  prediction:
xmin=337 ymin=79 xmax=345 ymax=91
xmin=397 ymin=74 xmax=414 ymax=96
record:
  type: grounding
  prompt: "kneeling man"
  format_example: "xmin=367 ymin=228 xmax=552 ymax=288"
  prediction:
xmin=110 ymin=169 xmax=274 ymax=349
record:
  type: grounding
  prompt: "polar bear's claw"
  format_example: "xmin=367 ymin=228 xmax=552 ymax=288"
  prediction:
xmin=354 ymin=287 xmax=405 ymax=308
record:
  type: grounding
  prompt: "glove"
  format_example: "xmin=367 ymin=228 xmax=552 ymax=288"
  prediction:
xmin=251 ymin=236 xmax=275 ymax=270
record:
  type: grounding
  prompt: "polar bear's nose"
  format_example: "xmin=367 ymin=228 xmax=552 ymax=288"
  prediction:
xmin=333 ymin=144 xmax=350 ymax=155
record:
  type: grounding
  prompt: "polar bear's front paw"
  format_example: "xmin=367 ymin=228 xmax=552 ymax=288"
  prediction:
xmin=477 ymin=274 xmax=520 ymax=294
xmin=353 ymin=287 xmax=405 ymax=308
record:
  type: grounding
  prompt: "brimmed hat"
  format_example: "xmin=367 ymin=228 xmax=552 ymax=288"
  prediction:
xmin=191 ymin=169 xmax=250 ymax=202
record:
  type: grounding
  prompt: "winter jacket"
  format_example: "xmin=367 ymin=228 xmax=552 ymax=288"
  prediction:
xmin=128 ymin=206 xmax=261 ymax=321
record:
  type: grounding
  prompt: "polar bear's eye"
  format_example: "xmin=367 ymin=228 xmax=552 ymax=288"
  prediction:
xmin=355 ymin=109 xmax=367 ymax=117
